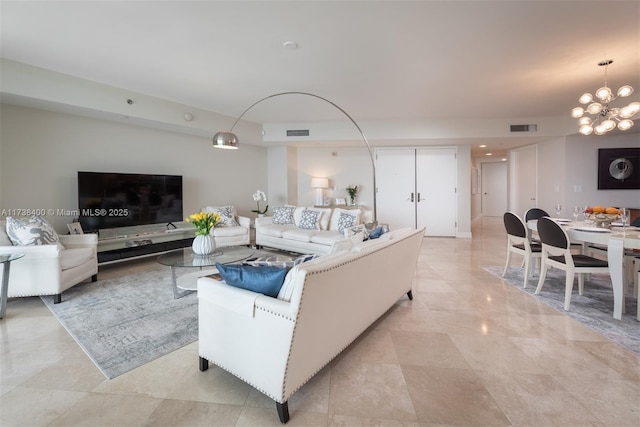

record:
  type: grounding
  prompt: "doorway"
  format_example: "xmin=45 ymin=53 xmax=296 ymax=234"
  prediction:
xmin=481 ymin=161 xmax=507 ymax=217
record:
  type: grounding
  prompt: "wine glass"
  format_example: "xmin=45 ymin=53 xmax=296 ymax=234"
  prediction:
xmin=572 ymin=206 xmax=581 ymax=222
xmin=555 ymin=204 xmax=562 ymax=218
xmin=620 ymin=208 xmax=631 ymax=234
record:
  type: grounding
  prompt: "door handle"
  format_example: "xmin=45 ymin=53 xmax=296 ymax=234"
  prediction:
xmin=417 ymin=193 xmax=422 ymax=202
xmin=410 ymin=193 xmax=414 ymax=202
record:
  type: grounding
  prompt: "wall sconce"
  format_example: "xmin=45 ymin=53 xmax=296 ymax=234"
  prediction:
xmin=311 ymin=177 xmax=329 ymax=206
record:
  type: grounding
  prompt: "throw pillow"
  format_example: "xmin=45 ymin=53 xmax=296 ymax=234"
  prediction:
xmin=6 ymin=215 xmax=63 ymax=247
xmin=204 ymin=206 xmax=239 ymax=227
xmin=272 ymin=206 xmax=295 ymax=225
xmin=298 ymin=209 xmax=320 ymax=230
xmin=216 ymin=263 xmax=288 ymax=298
xmin=337 ymin=212 xmax=357 ymax=233
xmin=369 ymin=226 xmax=386 ymax=239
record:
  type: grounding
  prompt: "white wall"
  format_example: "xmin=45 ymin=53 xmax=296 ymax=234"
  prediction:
xmin=564 ymin=132 xmax=640 ymax=210
xmin=536 ymin=137 xmax=567 ymax=216
xmin=0 ymin=104 xmax=268 ymax=233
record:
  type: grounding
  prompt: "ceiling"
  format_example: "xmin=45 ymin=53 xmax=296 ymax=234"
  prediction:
xmin=1 ymin=0 xmax=639 ymax=158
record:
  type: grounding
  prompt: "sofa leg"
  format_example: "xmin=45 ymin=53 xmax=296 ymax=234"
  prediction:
xmin=276 ymin=401 xmax=289 ymax=424
xmin=53 ymin=294 xmax=62 ymax=304
xmin=199 ymin=356 xmax=209 ymax=372
xmin=407 ymin=290 xmax=413 ymax=300
xmin=91 ymin=274 xmax=98 ymax=282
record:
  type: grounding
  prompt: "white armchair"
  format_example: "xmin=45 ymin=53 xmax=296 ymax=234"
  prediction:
xmin=0 ymin=221 xmax=98 ymax=304
xmin=202 ymin=205 xmax=250 ymax=247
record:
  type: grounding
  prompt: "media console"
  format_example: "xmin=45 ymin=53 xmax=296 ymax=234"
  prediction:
xmin=96 ymin=223 xmax=195 ymax=264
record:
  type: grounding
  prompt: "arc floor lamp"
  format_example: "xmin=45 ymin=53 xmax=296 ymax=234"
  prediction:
xmin=212 ymin=91 xmax=377 ymax=222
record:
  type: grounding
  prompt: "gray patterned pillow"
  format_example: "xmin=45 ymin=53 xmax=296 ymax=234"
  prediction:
xmin=6 ymin=215 xmax=63 ymax=247
xmin=205 ymin=206 xmax=239 ymax=227
xmin=272 ymin=206 xmax=295 ymax=225
xmin=298 ymin=209 xmax=320 ymax=230
xmin=337 ymin=212 xmax=357 ymax=233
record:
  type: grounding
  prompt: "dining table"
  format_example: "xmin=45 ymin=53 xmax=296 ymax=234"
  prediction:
xmin=528 ymin=218 xmax=640 ymax=320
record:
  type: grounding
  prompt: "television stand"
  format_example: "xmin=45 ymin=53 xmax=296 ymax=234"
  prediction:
xmin=97 ymin=223 xmax=195 ymax=264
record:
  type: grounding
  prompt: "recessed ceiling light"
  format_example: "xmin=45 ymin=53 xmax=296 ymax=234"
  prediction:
xmin=486 ymin=153 xmax=493 ymax=156
xmin=283 ymin=41 xmax=299 ymax=50
xmin=479 ymin=144 xmax=487 ymax=148
xmin=501 ymin=158 xmax=507 ymax=161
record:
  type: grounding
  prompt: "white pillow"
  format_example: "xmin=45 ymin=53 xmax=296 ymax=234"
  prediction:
xmin=329 ymin=208 xmax=362 ymax=231
xmin=6 ymin=215 xmax=64 ymax=247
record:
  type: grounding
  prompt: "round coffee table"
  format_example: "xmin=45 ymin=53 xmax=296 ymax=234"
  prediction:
xmin=157 ymin=246 xmax=255 ymax=298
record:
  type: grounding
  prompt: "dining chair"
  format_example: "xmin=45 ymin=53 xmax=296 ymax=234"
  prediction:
xmin=535 ymin=217 xmax=609 ymax=311
xmin=502 ymin=212 xmax=542 ymax=288
xmin=524 ymin=208 xmax=549 ymax=222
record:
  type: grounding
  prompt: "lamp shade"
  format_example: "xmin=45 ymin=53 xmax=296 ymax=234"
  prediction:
xmin=212 ymin=131 xmax=239 ymax=149
xmin=310 ymin=177 xmax=329 ymax=188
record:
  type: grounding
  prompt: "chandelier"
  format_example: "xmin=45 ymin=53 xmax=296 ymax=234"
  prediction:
xmin=571 ymin=60 xmax=640 ymax=136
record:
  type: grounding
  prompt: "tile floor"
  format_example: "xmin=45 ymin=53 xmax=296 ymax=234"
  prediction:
xmin=1 ymin=217 xmax=639 ymax=426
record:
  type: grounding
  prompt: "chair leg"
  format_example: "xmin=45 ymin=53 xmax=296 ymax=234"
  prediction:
xmin=535 ymin=263 xmax=548 ymax=295
xmin=91 ymin=274 xmax=98 ymax=282
xmin=523 ymin=258 xmax=531 ymax=289
xmin=53 ymin=294 xmax=62 ymax=304
xmin=276 ymin=401 xmax=290 ymax=424
xmin=578 ymin=273 xmax=584 ymax=296
xmin=502 ymin=248 xmax=512 ymax=277
xmin=564 ymin=272 xmax=574 ymax=311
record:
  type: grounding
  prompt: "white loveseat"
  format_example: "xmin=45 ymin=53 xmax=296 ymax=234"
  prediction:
xmin=255 ymin=206 xmax=372 ymax=254
xmin=197 ymin=227 xmax=424 ymax=423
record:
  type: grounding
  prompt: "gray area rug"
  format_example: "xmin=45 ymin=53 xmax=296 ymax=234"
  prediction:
xmin=42 ymin=248 xmax=293 ymax=379
xmin=484 ymin=266 xmax=640 ymax=355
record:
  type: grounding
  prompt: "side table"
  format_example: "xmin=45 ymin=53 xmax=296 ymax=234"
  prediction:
xmin=1 ymin=253 xmax=25 ymax=319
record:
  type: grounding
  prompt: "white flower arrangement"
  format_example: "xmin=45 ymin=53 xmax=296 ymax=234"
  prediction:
xmin=251 ymin=190 xmax=268 ymax=215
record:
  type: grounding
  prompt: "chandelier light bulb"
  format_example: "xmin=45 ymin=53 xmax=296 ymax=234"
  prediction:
xmin=617 ymin=85 xmax=633 ymax=97
xmin=571 ymin=107 xmax=584 ymax=118
xmin=579 ymin=93 xmax=593 ymax=104
xmin=627 ymin=101 xmax=640 ymax=114
xmin=596 ymin=86 xmax=613 ymax=102
xmin=579 ymin=124 xmax=594 ymax=135
xmin=601 ymin=119 xmax=616 ymax=131
xmin=594 ymin=125 xmax=607 ymax=135
xmin=617 ymin=119 xmax=633 ymax=131
xmin=586 ymin=103 xmax=603 ymax=114
xmin=578 ymin=116 xmax=592 ymax=125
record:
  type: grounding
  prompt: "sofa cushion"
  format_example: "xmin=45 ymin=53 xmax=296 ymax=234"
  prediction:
xmin=276 ymin=252 xmax=345 ymax=301
xmin=60 ymin=247 xmax=94 ymax=270
xmin=203 ymin=205 xmax=239 ymax=227
xmin=282 ymin=228 xmax=318 ymax=243
xmin=216 ymin=263 xmax=288 ymax=298
xmin=259 ymin=224 xmax=294 ymax=238
xmin=6 ymin=215 xmax=63 ymax=247
xmin=212 ymin=225 xmax=246 ymax=237
xmin=298 ymin=209 xmax=321 ymax=230
xmin=272 ymin=206 xmax=296 ymax=225
xmin=329 ymin=208 xmax=362 ymax=231
xmin=310 ymin=230 xmax=345 ymax=246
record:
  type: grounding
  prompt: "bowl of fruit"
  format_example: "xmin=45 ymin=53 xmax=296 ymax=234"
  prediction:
xmin=584 ymin=206 xmax=620 ymax=228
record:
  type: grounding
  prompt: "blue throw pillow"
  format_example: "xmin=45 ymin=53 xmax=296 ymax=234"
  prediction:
xmin=215 ymin=263 xmax=288 ymax=298
xmin=368 ymin=226 xmax=385 ymax=239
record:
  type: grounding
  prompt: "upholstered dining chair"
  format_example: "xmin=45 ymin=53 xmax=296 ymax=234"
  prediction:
xmin=502 ymin=212 xmax=542 ymax=288
xmin=524 ymin=208 xmax=549 ymax=222
xmin=535 ymin=217 xmax=609 ymax=311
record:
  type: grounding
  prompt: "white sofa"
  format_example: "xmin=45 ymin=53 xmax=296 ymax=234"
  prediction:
xmin=255 ymin=206 xmax=372 ymax=254
xmin=201 ymin=205 xmax=250 ymax=247
xmin=0 ymin=220 xmax=98 ymax=304
xmin=197 ymin=227 xmax=424 ymax=423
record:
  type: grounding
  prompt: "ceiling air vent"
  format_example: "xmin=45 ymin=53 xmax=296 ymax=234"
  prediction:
xmin=286 ymin=129 xmax=310 ymax=137
xmin=510 ymin=124 xmax=538 ymax=132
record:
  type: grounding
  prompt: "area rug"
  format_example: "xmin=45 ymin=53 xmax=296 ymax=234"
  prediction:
xmin=483 ymin=266 xmax=640 ymax=355
xmin=42 ymin=248 xmax=295 ymax=379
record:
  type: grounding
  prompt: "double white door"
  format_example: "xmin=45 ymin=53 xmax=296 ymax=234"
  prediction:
xmin=376 ymin=148 xmax=457 ymax=236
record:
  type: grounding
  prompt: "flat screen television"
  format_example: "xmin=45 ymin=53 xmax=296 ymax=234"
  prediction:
xmin=77 ymin=171 xmax=183 ymax=233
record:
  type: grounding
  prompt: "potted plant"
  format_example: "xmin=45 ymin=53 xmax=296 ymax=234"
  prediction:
xmin=251 ymin=190 xmax=268 ymax=216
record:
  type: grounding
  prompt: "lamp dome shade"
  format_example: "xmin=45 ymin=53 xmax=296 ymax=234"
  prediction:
xmin=213 ymin=131 xmax=239 ymax=149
